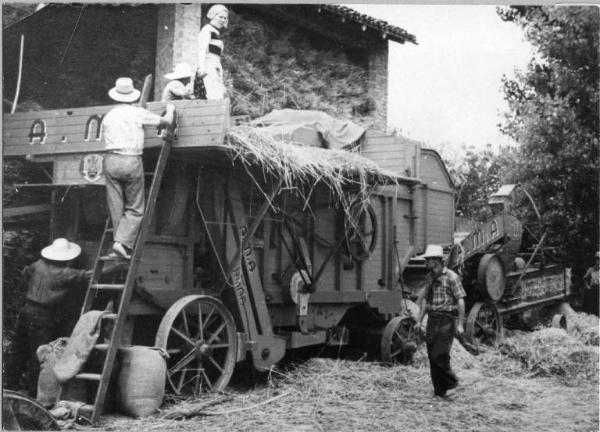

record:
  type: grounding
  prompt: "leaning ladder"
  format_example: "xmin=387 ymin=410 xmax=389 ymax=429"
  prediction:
xmin=63 ymin=119 xmax=176 ymax=425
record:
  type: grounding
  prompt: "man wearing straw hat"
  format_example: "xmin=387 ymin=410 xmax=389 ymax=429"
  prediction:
xmin=162 ymin=63 xmax=195 ymax=102
xmin=103 ymin=77 xmax=175 ymax=259
xmin=4 ymin=239 xmax=91 ymax=397
xmin=416 ymin=244 xmax=466 ymax=398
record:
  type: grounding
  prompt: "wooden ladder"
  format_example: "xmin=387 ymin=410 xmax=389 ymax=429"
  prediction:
xmin=62 ymin=120 xmax=176 ymax=425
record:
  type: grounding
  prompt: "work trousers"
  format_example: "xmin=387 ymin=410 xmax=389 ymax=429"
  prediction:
xmin=4 ymin=302 xmax=58 ymax=397
xmin=426 ymin=312 xmax=459 ymax=396
xmin=104 ymin=153 xmax=145 ymax=249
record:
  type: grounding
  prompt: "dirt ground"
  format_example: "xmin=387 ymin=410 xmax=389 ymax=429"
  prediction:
xmin=97 ymin=338 xmax=599 ymax=432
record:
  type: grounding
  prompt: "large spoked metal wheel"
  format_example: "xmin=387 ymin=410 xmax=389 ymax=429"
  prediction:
xmin=2 ymin=390 xmax=60 ymax=431
xmin=466 ymin=302 xmax=504 ymax=346
xmin=380 ymin=316 xmax=420 ymax=365
xmin=155 ymin=295 xmax=237 ymax=396
xmin=344 ymin=201 xmax=378 ymax=261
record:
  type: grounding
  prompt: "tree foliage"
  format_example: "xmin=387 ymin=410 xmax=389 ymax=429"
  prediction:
xmin=449 ymin=144 xmax=519 ymax=221
xmin=497 ymin=6 xmax=599 ymax=265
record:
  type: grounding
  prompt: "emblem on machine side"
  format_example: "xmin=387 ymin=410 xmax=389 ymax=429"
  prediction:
xmin=80 ymin=154 xmax=104 ymax=183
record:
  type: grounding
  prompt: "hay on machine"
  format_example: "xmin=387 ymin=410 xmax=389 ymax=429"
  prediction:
xmin=223 ymin=123 xmax=400 ymax=215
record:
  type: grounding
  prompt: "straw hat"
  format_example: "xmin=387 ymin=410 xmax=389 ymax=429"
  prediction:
xmin=41 ymin=238 xmax=82 ymax=261
xmin=164 ymin=63 xmax=193 ymax=80
xmin=108 ymin=77 xmax=140 ymax=103
xmin=422 ymin=244 xmax=444 ymax=259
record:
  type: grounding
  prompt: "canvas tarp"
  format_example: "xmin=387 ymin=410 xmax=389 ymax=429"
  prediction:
xmin=250 ymin=109 xmax=365 ymax=151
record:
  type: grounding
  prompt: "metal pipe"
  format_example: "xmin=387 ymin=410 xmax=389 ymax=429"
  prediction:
xmin=11 ymin=34 xmax=25 ymax=114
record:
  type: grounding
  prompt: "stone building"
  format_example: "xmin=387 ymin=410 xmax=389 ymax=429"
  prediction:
xmin=3 ymin=3 xmax=416 ymax=131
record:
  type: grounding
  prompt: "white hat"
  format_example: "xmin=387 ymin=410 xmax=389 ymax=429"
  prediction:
xmin=41 ymin=238 xmax=82 ymax=261
xmin=108 ymin=77 xmax=140 ymax=103
xmin=164 ymin=63 xmax=193 ymax=80
xmin=422 ymin=244 xmax=444 ymax=259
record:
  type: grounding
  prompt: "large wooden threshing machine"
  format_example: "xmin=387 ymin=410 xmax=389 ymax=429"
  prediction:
xmin=5 ymin=96 xmax=565 ymax=423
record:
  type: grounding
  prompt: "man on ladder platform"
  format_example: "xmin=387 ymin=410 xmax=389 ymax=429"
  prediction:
xmin=58 ymin=75 xmax=177 ymax=425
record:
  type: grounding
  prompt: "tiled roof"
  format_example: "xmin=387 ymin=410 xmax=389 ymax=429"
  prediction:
xmin=319 ymin=5 xmax=417 ymax=44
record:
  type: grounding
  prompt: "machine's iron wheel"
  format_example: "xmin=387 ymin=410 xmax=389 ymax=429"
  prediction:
xmin=380 ymin=316 xmax=420 ymax=365
xmin=477 ymin=254 xmax=506 ymax=301
xmin=344 ymin=200 xmax=378 ymax=261
xmin=155 ymin=295 xmax=237 ymax=396
xmin=2 ymin=390 xmax=60 ymax=431
xmin=466 ymin=302 xmax=504 ymax=346
xmin=551 ymin=313 xmax=567 ymax=329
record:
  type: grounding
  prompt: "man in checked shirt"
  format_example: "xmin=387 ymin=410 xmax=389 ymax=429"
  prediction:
xmin=416 ymin=244 xmax=466 ymax=398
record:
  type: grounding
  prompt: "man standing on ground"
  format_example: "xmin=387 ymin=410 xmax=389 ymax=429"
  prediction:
xmin=4 ymin=239 xmax=90 ymax=396
xmin=416 ymin=244 xmax=466 ymax=398
xmin=102 ymin=77 xmax=175 ymax=258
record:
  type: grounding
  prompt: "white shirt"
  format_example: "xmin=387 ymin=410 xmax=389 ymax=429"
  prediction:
xmin=161 ymin=80 xmax=193 ymax=102
xmin=102 ymin=104 xmax=161 ymax=156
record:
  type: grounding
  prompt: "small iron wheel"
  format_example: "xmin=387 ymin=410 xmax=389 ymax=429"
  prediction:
xmin=551 ymin=313 xmax=567 ymax=329
xmin=2 ymin=390 xmax=60 ymax=431
xmin=380 ymin=316 xmax=420 ymax=365
xmin=466 ymin=302 xmax=504 ymax=346
xmin=155 ymin=295 xmax=237 ymax=396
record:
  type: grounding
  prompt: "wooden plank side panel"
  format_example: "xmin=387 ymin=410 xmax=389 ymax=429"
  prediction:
xmin=395 ymin=198 xmax=413 ymax=259
xmin=360 ymin=196 xmax=385 ymax=291
xmin=419 ymin=150 xmax=453 ymax=190
xmin=312 ymin=205 xmax=338 ymax=293
xmin=3 ymin=99 xmax=229 ymax=156
xmin=137 ymin=244 xmax=187 ymax=303
xmin=426 ymin=190 xmax=455 ymax=246
xmin=361 ymin=134 xmax=422 ymax=178
xmin=413 ymin=187 xmax=427 ymax=254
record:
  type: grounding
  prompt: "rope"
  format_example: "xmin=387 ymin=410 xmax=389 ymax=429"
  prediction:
xmin=195 ymin=173 xmax=234 ymax=288
xmin=59 ymin=5 xmax=85 ymax=65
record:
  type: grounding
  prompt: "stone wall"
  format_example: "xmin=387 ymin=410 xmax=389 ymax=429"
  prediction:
xmin=367 ymin=40 xmax=389 ymax=132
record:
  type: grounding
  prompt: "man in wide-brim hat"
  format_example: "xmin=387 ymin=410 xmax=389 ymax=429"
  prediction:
xmin=161 ymin=63 xmax=195 ymax=102
xmin=102 ymin=77 xmax=175 ymax=259
xmin=416 ymin=244 xmax=467 ymax=398
xmin=4 ymin=239 xmax=92 ymax=397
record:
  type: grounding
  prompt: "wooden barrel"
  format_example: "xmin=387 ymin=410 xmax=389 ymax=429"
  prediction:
xmin=117 ymin=346 xmax=166 ymax=418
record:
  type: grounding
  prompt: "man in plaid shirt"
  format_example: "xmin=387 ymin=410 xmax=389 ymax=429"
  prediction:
xmin=416 ymin=245 xmax=466 ymax=398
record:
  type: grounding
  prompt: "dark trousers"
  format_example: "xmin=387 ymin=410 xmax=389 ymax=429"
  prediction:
xmin=4 ymin=302 xmax=57 ymax=397
xmin=426 ymin=312 xmax=459 ymax=396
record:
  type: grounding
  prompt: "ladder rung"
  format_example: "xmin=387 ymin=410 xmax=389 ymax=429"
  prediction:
xmin=102 ymin=313 xmax=118 ymax=320
xmin=91 ymin=284 xmax=124 ymax=291
xmin=98 ymin=255 xmax=126 ymax=262
xmin=94 ymin=344 xmax=109 ymax=351
xmin=75 ymin=373 xmax=102 ymax=381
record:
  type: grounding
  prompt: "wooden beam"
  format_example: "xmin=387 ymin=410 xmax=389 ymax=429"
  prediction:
xmin=3 ymin=204 xmax=51 ymax=218
xmin=3 ymin=99 xmax=229 ymax=157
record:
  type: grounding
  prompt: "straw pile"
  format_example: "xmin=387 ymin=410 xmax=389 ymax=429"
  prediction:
xmin=499 ymin=327 xmax=599 ymax=384
xmin=224 ymin=125 xmax=398 ymax=211
xmin=566 ymin=311 xmax=599 ymax=346
xmin=100 ymin=350 xmax=599 ymax=432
